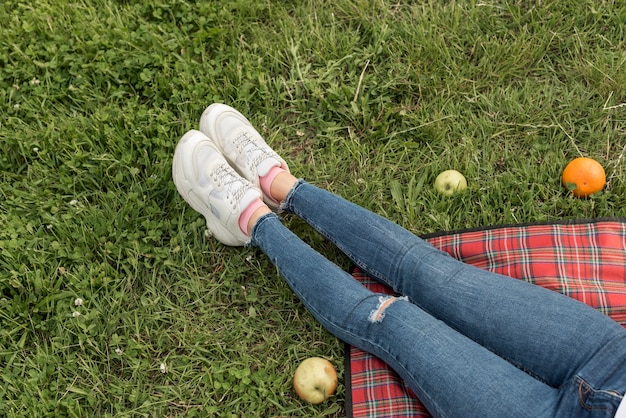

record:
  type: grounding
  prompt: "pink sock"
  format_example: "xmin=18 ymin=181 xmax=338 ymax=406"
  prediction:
xmin=259 ymin=166 xmax=286 ymax=204
xmin=238 ymin=198 xmax=265 ymax=235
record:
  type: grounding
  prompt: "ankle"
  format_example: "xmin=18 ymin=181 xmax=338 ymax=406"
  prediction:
xmin=238 ymin=198 xmax=266 ymax=235
xmin=247 ymin=205 xmax=272 ymax=235
xmin=268 ymin=171 xmax=298 ymax=203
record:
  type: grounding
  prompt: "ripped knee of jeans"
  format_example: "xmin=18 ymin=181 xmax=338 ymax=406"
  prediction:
xmin=368 ymin=295 xmax=409 ymax=323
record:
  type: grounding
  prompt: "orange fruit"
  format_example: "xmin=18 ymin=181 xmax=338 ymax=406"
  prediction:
xmin=561 ymin=157 xmax=606 ymax=198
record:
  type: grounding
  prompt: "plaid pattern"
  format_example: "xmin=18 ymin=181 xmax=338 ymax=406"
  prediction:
xmin=346 ymin=218 xmax=626 ymax=418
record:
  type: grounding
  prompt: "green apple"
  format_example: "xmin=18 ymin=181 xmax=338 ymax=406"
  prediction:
xmin=293 ymin=357 xmax=338 ymax=404
xmin=434 ymin=170 xmax=467 ymax=196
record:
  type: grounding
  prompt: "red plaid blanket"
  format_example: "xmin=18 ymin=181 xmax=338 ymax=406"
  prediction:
xmin=346 ymin=218 xmax=626 ymax=418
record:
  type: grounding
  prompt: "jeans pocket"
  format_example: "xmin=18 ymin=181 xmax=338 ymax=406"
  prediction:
xmin=575 ymin=376 xmax=623 ymax=417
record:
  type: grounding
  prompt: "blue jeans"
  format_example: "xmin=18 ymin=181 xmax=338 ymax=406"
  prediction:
xmin=250 ymin=180 xmax=626 ymax=418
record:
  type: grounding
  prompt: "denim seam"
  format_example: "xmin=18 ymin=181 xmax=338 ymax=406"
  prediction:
xmin=289 ymin=203 xmax=398 ymax=289
xmin=279 ymin=179 xmax=391 ymax=282
xmin=400 ymin=262 xmax=558 ymax=389
xmin=393 ymin=241 xmax=439 ymax=287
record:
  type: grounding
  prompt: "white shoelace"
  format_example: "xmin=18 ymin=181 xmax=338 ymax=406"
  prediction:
xmin=232 ymin=131 xmax=276 ymax=172
xmin=209 ymin=163 xmax=248 ymax=211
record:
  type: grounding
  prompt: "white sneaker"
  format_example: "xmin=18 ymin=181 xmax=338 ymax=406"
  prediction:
xmin=199 ymin=103 xmax=289 ymax=209
xmin=172 ymin=129 xmax=261 ymax=246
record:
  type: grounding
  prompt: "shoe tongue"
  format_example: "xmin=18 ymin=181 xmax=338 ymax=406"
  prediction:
xmin=239 ymin=188 xmax=260 ymax=211
xmin=256 ymin=157 xmax=281 ymax=177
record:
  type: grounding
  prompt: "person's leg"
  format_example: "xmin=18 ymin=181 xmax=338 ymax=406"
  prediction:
xmin=194 ymin=103 xmax=625 ymax=415
xmin=272 ymin=177 xmax=626 ymax=394
xmin=172 ymin=127 xmax=560 ymax=416
xmin=250 ymin=211 xmax=559 ymax=417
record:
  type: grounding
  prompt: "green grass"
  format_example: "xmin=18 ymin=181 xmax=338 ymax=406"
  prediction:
xmin=1 ymin=0 xmax=625 ymax=416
